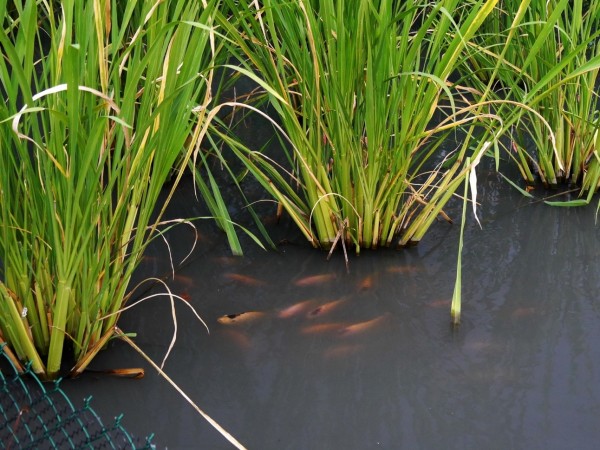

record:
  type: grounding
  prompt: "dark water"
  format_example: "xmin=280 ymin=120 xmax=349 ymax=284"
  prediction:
xmin=61 ymin=165 xmax=600 ymax=450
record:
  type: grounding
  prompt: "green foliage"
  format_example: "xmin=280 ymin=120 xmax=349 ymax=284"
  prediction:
xmin=0 ymin=0 xmax=225 ymax=380
xmin=467 ymin=0 xmax=600 ymax=193
xmin=215 ymin=0 xmax=500 ymax=252
xmin=2 ymin=0 xmax=598 ymax=375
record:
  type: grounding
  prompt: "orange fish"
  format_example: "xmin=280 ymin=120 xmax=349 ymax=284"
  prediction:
xmin=386 ymin=265 xmax=420 ymax=275
xmin=300 ymin=322 xmax=347 ymax=335
xmin=323 ymin=343 xmax=365 ymax=359
xmin=140 ymin=255 xmax=159 ymax=264
xmin=213 ymin=256 xmax=242 ymax=266
xmin=426 ymin=299 xmax=450 ymax=308
xmin=172 ymin=273 xmax=195 ymax=287
xmin=216 ymin=329 xmax=252 ymax=350
xmin=223 ymin=273 xmax=266 ymax=287
xmin=338 ymin=314 xmax=391 ymax=337
xmin=293 ymin=273 xmax=336 ymax=287
xmin=307 ymin=298 xmax=347 ymax=318
xmin=278 ymin=299 xmax=317 ymax=319
xmin=511 ymin=307 xmax=536 ymax=318
xmin=217 ymin=311 xmax=266 ymax=325
xmin=357 ymin=275 xmax=375 ymax=290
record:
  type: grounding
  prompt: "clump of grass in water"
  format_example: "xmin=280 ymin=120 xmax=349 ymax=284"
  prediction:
xmin=0 ymin=0 xmax=224 ymax=380
xmin=0 ymin=1 xmax=214 ymax=379
xmin=0 ymin=2 xmax=249 ymax=446
xmin=465 ymin=0 xmax=600 ymax=200
xmin=214 ymin=0 xmax=501 ymax=257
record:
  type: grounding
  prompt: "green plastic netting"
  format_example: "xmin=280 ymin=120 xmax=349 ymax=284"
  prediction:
xmin=0 ymin=344 xmax=155 ymax=449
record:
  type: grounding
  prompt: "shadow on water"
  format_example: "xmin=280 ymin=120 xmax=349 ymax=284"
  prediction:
xmin=61 ymin=161 xmax=600 ymax=450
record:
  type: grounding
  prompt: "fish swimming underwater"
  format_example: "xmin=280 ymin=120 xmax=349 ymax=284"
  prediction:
xmin=356 ymin=275 xmax=375 ymax=290
xmin=278 ymin=299 xmax=318 ymax=319
xmin=300 ymin=322 xmax=348 ymax=335
xmin=216 ymin=311 xmax=267 ymax=325
xmin=293 ymin=273 xmax=336 ymax=287
xmin=223 ymin=273 xmax=266 ymax=287
xmin=215 ymin=328 xmax=253 ymax=350
xmin=322 ymin=343 xmax=366 ymax=359
xmin=338 ymin=313 xmax=391 ymax=337
xmin=306 ymin=298 xmax=347 ymax=318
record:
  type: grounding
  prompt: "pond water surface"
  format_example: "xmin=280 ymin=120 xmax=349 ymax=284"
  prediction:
xmin=62 ymin=164 xmax=600 ymax=449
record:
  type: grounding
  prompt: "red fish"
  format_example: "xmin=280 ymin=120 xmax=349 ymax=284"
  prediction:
xmin=511 ymin=307 xmax=536 ymax=318
xmin=386 ymin=265 xmax=420 ymax=275
xmin=172 ymin=273 xmax=195 ymax=287
xmin=357 ymin=275 xmax=375 ymax=290
xmin=216 ymin=329 xmax=252 ymax=350
xmin=217 ymin=311 xmax=266 ymax=325
xmin=223 ymin=273 xmax=266 ymax=287
xmin=323 ymin=343 xmax=365 ymax=359
xmin=426 ymin=299 xmax=450 ymax=308
xmin=300 ymin=322 xmax=347 ymax=335
xmin=293 ymin=273 xmax=336 ymax=287
xmin=213 ymin=256 xmax=242 ymax=266
xmin=338 ymin=314 xmax=391 ymax=337
xmin=307 ymin=298 xmax=347 ymax=318
xmin=278 ymin=299 xmax=317 ymax=319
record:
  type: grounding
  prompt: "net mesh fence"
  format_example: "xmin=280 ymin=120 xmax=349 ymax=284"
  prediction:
xmin=0 ymin=344 xmax=155 ymax=449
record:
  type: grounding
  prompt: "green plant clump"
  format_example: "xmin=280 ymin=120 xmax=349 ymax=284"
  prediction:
xmin=215 ymin=0 xmax=501 ymax=252
xmin=467 ymin=0 xmax=600 ymax=199
xmin=2 ymin=0 xmax=597 ymax=379
xmin=0 ymin=0 xmax=224 ymax=380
